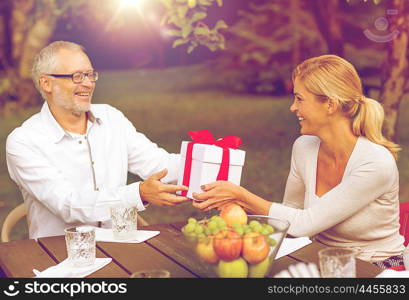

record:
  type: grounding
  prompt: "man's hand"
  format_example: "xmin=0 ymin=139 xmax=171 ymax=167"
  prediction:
xmin=139 ymin=169 xmax=189 ymax=206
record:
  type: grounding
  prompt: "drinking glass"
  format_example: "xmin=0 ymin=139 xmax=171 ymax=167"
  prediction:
xmin=110 ymin=203 xmax=138 ymax=240
xmin=318 ymin=247 xmax=357 ymax=278
xmin=130 ymin=269 xmax=171 ymax=278
xmin=65 ymin=226 xmax=96 ymax=267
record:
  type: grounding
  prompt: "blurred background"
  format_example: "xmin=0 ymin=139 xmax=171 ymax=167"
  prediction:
xmin=0 ymin=0 xmax=408 ymax=240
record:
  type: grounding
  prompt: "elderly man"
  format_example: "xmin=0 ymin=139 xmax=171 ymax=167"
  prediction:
xmin=6 ymin=41 xmax=188 ymax=239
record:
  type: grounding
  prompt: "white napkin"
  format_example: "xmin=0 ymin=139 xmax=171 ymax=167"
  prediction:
xmin=95 ymin=228 xmax=160 ymax=243
xmin=274 ymin=262 xmax=321 ymax=278
xmin=376 ymin=269 xmax=409 ymax=278
xmin=33 ymin=258 xmax=112 ymax=278
xmin=275 ymin=236 xmax=312 ymax=259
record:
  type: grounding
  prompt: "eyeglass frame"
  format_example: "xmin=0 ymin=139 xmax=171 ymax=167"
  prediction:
xmin=46 ymin=71 xmax=99 ymax=84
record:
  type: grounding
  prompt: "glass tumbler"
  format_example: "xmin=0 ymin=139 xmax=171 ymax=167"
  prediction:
xmin=65 ymin=226 xmax=96 ymax=267
xmin=110 ymin=203 xmax=138 ymax=240
xmin=318 ymin=247 xmax=357 ymax=278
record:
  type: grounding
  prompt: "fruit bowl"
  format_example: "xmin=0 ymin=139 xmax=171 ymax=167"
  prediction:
xmin=181 ymin=204 xmax=290 ymax=278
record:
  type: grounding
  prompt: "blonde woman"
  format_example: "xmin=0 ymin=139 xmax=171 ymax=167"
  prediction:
xmin=193 ymin=55 xmax=406 ymax=268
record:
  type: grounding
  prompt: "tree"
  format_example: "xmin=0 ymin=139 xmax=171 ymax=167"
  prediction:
xmin=378 ymin=0 xmax=409 ymax=141
xmin=0 ymin=0 xmax=88 ymax=116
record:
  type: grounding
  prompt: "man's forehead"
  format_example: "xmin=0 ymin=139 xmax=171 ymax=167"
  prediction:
xmin=54 ymin=48 xmax=93 ymax=72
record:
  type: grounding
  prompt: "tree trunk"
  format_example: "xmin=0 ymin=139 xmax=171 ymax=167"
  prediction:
xmin=379 ymin=0 xmax=409 ymax=142
xmin=310 ymin=0 xmax=344 ymax=57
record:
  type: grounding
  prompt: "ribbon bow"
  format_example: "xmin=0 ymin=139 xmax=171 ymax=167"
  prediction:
xmin=181 ymin=130 xmax=242 ymax=197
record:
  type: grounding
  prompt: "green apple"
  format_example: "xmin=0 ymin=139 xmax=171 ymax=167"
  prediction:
xmin=217 ymin=258 xmax=248 ymax=278
xmin=249 ymin=256 xmax=270 ymax=278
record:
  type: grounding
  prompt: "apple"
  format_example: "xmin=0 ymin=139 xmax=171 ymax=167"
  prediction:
xmin=218 ymin=258 xmax=248 ymax=278
xmin=242 ymin=232 xmax=269 ymax=264
xmin=196 ymin=236 xmax=219 ymax=264
xmin=249 ymin=256 xmax=270 ymax=278
xmin=213 ymin=230 xmax=243 ymax=261
xmin=220 ymin=203 xmax=248 ymax=227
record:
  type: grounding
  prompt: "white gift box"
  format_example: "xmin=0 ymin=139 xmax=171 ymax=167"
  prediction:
xmin=177 ymin=141 xmax=246 ymax=200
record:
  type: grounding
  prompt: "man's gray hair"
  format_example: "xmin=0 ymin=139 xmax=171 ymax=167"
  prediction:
xmin=31 ymin=41 xmax=86 ymax=100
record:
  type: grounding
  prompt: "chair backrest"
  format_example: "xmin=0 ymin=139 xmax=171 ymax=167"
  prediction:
xmin=1 ymin=203 xmax=27 ymax=243
xmin=1 ymin=203 xmax=149 ymax=242
xmin=399 ymin=201 xmax=409 ymax=247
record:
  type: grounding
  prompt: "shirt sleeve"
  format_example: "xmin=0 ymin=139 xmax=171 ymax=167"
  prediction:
xmin=6 ymin=131 xmax=146 ymax=224
xmin=268 ymin=158 xmax=395 ymax=237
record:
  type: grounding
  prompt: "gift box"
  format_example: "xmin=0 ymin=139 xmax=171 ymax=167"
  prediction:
xmin=177 ymin=130 xmax=246 ymax=200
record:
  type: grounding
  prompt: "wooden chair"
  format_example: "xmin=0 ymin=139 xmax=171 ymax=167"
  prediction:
xmin=1 ymin=203 xmax=149 ymax=242
xmin=1 ymin=203 xmax=27 ymax=242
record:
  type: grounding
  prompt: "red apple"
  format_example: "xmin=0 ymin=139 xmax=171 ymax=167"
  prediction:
xmin=242 ymin=232 xmax=269 ymax=264
xmin=219 ymin=203 xmax=248 ymax=227
xmin=196 ymin=236 xmax=219 ymax=264
xmin=213 ymin=230 xmax=243 ymax=261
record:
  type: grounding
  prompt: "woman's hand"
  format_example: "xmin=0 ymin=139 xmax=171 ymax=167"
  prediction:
xmin=192 ymin=181 xmax=244 ymax=211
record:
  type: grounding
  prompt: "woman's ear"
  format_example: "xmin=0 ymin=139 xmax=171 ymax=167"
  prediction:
xmin=327 ymin=99 xmax=339 ymax=115
xmin=39 ymin=75 xmax=52 ymax=94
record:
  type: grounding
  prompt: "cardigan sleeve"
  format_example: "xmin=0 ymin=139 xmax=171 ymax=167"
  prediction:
xmin=269 ymin=146 xmax=396 ymax=237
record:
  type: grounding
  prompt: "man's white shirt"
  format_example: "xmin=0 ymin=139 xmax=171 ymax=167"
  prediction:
xmin=6 ymin=102 xmax=180 ymax=239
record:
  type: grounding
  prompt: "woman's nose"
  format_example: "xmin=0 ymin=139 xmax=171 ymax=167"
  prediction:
xmin=290 ymin=101 xmax=297 ymax=113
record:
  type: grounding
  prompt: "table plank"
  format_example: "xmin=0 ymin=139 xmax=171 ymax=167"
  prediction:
xmin=287 ymin=242 xmax=383 ymax=278
xmin=0 ymin=239 xmax=57 ymax=277
xmin=97 ymin=241 xmax=196 ymax=278
xmin=38 ymin=236 xmax=129 ymax=278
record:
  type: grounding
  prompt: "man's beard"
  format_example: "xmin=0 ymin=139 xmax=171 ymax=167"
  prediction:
xmin=53 ymin=85 xmax=91 ymax=116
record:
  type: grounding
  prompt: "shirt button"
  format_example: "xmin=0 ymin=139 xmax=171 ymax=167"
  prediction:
xmin=96 ymin=187 xmax=99 ymax=191
xmin=78 ymin=141 xmax=82 ymax=144
xmin=92 ymin=161 xmax=95 ymax=165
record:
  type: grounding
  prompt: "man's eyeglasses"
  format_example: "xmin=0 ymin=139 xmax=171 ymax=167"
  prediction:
xmin=47 ymin=71 xmax=99 ymax=84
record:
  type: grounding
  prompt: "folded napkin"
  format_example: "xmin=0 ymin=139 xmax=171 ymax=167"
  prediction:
xmin=276 ymin=236 xmax=312 ymax=259
xmin=33 ymin=258 xmax=112 ymax=278
xmin=274 ymin=262 xmax=321 ymax=278
xmin=95 ymin=228 xmax=160 ymax=243
xmin=376 ymin=269 xmax=409 ymax=278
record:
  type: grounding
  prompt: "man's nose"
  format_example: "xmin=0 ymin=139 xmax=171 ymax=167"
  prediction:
xmin=81 ymin=75 xmax=94 ymax=87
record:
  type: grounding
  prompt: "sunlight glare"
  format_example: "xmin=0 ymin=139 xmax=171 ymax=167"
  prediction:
xmin=119 ymin=0 xmax=144 ymax=10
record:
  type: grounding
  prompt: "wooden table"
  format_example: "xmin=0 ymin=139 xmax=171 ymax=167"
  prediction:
xmin=0 ymin=223 xmax=382 ymax=278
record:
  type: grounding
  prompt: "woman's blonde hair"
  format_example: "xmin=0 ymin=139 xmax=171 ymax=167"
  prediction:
xmin=292 ymin=54 xmax=401 ymax=160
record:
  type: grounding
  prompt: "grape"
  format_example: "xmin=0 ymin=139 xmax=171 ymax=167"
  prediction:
xmin=184 ymin=223 xmax=196 ymax=233
xmin=210 ymin=228 xmax=220 ymax=235
xmin=208 ymin=221 xmax=217 ymax=230
xmin=253 ymin=224 xmax=263 ymax=233
xmin=260 ymin=228 xmax=269 ymax=236
xmin=266 ymin=225 xmax=275 ymax=234
xmin=188 ymin=217 xmax=197 ymax=224
xmin=268 ymin=237 xmax=277 ymax=246
xmin=235 ymin=227 xmax=244 ymax=236
xmin=197 ymin=233 xmax=206 ymax=240
xmin=243 ymin=226 xmax=252 ymax=234
xmin=249 ymin=220 xmax=260 ymax=229
xmin=204 ymin=227 xmax=211 ymax=236
xmin=195 ymin=225 xmax=204 ymax=234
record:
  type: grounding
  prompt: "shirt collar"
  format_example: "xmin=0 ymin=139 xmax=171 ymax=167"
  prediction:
xmin=40 ymin=102 xmax=102 ymax=144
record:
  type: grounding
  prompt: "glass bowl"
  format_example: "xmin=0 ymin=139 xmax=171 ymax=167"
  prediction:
xmin=181 ymin=215 xmax=290 ymax=278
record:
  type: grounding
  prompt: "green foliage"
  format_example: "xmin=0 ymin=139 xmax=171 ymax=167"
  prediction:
xmin=160 ymin=0 xmax=227 ymax=53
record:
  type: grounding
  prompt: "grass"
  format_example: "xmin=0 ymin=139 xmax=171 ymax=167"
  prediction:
xmin=1 ymin=63 xmax=409 ymax=240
